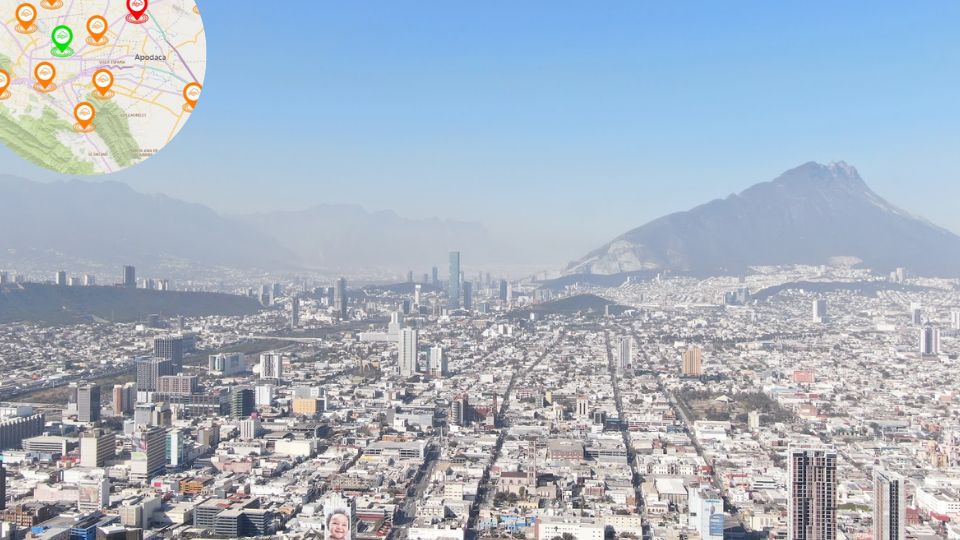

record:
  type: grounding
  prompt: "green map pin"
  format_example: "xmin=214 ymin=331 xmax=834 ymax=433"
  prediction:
xmin=52 ymin=25 xmax=74 ymax=57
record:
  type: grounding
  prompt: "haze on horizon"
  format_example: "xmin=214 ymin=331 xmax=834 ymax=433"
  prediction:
xmin=2 ymin=1 xmax=960 ymax=266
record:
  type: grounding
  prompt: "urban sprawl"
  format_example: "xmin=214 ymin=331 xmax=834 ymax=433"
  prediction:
xmin=0 ymin=257 xmax=955 ymax=540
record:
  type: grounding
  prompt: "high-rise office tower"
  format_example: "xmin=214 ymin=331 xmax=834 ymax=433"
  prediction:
xmin=259 ymin=353 xmax=284 ymax=380
xmin=911 ymin=303 xmax=923 ymax=325
xmin=388 ymin=311 xmax=404 ymax=334
xmin=130 ymin=426 xmax=166 ymax=482
xmin=136 ymin=357 xmax=174 ymax=392
xmin=82 ymin=274 xmax=96 ymax=286
xmin=788 ymin=447 xmax=837 ymax=540
xmin=134 ymin=403 xmax=157 ymax=427
xmin=157 ymin=375 xmax=199 ymax=395
xmin=813 ymin=299 xmax=828 ymax=323
xmin=123 ymin=265 xmax=136 ymax=288
xmin=428 ymin=345 xmax=444 ymax=377
xmin=231 ymin=388 xmax=255 ymax=418
xmin=122 ymin=266 xmax=137 ymax=288
xmin=324 ymin=286 xmax=334 ymax=306
xmin=448 ymin=251 xmax=461 ymax=310
xmin=462 ymin=282 xmax=473 ymax=311
xmin=154 ymin=336 xmax=184 ymax=373
xmin=0 ymin=463 xmax=5 ymax=510
xmin=451 ymin=393 xmax=470 ymax=426
xmin=873 ymin=468 xmax=905 ymax=540
xmin=255 ymin=384 xmax=274 ymax=407
xmin=55 ymin=270 xmax=67 ymax=286
xmin=112 ymin=383 xmax=136 ymax=416
xmin=499 ymin=280 xmax=508 ymax=302
xmin=334 ymin=277 xmax=348 ymax=319
xmin=112 ymin=384 xmax=124 ymax=416
xmin=398 ymin=328 xmax=418 ymax=377
xmin=77 ymin=384 xmax=101 ymax=423
xmin=952 ymin=309 xmax=960 ymax=331
xmin=414 ymin=284 xmax=422 ymax=306
xmin=80 ymin=429 xmax=116 ymax=467
xmin=618 ymin=336 xmax=633 ymax=372
xmin=920 ymin=325 xmax=941 ymax=356
xmin=406 ymin=271 xmax=414 ymax=283
xmin=290 ymin=297 xmax=300 ymax=329
xmin=123 ymin=382 xmax=136 ymax=413
xmin=166 ymin=429 xmax=186 ymax=467
xmin=432 ymin=266 xmax=439 ymax=286
xmin=682 ymin=346 xmax=703 ymax=377
xmin=260 ymin=284 xmax=272 ymax=306
xmin=576 ymin=395 xmax=589 ymax=418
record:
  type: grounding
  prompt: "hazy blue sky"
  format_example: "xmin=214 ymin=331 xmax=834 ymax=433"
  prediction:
xmin=3 ymin=1 xmax=960 ymax=263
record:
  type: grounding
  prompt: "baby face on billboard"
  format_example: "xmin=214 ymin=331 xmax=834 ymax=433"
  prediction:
xmin=326 ymin=511 xmax=350 ymax=540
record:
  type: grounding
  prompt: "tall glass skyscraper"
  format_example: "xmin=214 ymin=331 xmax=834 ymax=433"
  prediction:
xmin=334 ymin=277 xmax=348 ymax=320
xmin=788 ymin=447 xmax=837 ymax=540
xmin=448 ymin=251 xmax=461 ymax=310
xmin=873 ymin=468 xmax=905 ymax=540
xmin=154 ymin=336 xmax=185 ymax=373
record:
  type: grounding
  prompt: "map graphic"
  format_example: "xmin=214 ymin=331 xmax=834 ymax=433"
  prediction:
xmin=0 ymin=0 xmax=206 ymax=175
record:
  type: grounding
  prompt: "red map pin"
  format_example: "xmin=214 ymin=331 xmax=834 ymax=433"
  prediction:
xmin=126 ymin=0 xmax=147 ymax=23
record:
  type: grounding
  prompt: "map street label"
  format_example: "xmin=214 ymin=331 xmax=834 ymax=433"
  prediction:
xmin=52 ymin=25 xmax=74 ymax=57
xmin=86 ymin=16 xmax=108 ymax=45
xmin=74 ymin=102 xmax=96 ymax=132
xmin=34 ymin=62 xmax=56 ymax=92
xmin=93 ymin=69 xmax=115 ymax=99
xmin=15 ymin=3 xmax=37 ymax=33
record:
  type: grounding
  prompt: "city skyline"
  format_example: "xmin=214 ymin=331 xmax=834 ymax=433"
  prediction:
xmin=1 ymin=248 xmax=957 ymax=539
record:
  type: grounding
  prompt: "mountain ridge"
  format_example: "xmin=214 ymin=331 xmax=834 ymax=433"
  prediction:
xmin=0 ymin=175 xmax=511 ymax=274
xmin=0 ymin=174 xmax=295 ymax=273
xmin=567 ymin=161 xmax=960 ymax=277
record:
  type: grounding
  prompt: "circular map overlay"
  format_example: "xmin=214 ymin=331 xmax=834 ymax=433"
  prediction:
xmin=0 ymin=0 xmax=206 ymax=175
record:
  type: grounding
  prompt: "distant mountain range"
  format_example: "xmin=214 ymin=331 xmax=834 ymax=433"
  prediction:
xmin=0 ymin=175 xmax=291 ymax=273
xmin=239 ymin=205 xmax=502 ymax=271
xmin=6 ymin=162 xmax=960 ymax=279
xmin=0 ymin=175 xmax=504 ymax=274
xmin=567 ymin=162 xmax=960 ymax=277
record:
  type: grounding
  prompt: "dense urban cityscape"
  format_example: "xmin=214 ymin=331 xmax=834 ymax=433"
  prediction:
xmin=2 ymin=1 xmax=956 ymax=539
xmin=0 ymin=255 xmax=956 ymax=540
